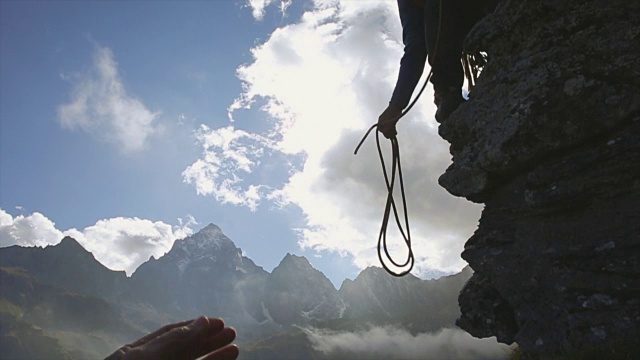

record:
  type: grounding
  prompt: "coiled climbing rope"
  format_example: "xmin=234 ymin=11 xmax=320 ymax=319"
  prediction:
xmin=353 ymin=68 xmax=432 ymax=277
xmin=353 ymin=0 xmax=445 ymax=277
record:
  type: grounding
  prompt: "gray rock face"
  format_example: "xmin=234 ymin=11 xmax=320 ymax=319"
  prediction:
xmin=340 ymin=266 xmax=473 ymax=333
xmin=438 ymin=0 xmax=640 ymax=355
xmin=0 ymin=237 xmax=128 ymax=300
xmin=264 ymin=253 xmax=345 ymax=324
xmin=1 ymin=225 xmax=473 ymax=334
xmin=130 ymin=224 xmax=269 ymax=324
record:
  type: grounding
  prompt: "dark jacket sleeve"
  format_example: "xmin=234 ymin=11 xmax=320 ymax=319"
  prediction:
xmin=389 ymin=0 xmax=427 ymax=109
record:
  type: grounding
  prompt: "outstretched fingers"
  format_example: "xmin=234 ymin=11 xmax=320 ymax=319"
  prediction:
xmin=141 ymin=316 xmax=229 ymax=359
xmin=204 ymin=327 xmax=237 ymax=354
xmin=105 ymin=319 xmax=195 ymax=360
xmin=129 ymin=319 xmax=194 ymax=348
xmin=201 ymin=344 xmax=239 ymax=360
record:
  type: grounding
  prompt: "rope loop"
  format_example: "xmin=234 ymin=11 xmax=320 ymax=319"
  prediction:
xmin=354 ymin=65 xmax=433 ymax=277
xmin=355 ymin=125 xmax=414 ymax=276
xmin=353 ymin=0 xmax=447 ymax=277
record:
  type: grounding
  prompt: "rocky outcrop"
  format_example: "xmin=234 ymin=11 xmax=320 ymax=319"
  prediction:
xmin=264 ymin=253 xmax=345 ymax=324
xmin=0 ymin=237 xmax=129 ymax=301
xmin=130 ymin=224 xmax=269 ymax=323
xmin=439 ymin=0 xmax=640 ymax=356
xmin=340 ymin=266 xmax=472 ymax=333
xmin=0 ymin=267 xmax=140 ymax=358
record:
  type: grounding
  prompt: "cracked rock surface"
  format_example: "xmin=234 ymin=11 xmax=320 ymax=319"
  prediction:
xmin=439 ymin=0 xmax=640 ymax=355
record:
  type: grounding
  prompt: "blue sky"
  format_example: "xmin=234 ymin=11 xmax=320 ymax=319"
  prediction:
xmin=1 ymin=0 xmax=482 ymax=287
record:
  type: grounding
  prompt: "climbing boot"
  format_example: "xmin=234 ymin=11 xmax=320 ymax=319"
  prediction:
xmin=434 ymin=87 xmax=464 ymax=123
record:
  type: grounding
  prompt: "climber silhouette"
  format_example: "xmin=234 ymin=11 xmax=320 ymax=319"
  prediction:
xmin=378 ymin=0 xmax=498 ymax=138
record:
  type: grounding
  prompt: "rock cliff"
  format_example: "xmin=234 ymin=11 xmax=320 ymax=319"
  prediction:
xmin=439 ymin=0 xmax=640 ymax=356
xmin=130 ymin=224 xmax=269 ymax=324
xmin=340 ymin=266 xmax=472 ymax=333
xmin=264 ymin=253 xmax=345 ymax=324
xmin=0 ymin=237 xmax=129 ymax=301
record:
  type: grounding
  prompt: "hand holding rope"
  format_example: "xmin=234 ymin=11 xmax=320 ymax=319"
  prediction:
xmin=353 ymin=0 xmax=442 ymax=277
xmin=354 ymin=68 xmax=432 ymax=277
xmin=354 ymin=125 xmax=413 ymax=276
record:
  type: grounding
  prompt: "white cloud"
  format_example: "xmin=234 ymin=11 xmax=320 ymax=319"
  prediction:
xmin=0 ymin=208 xmax=196 ymax=276
xmin=303 ymin=326 xmax=511 ymax=360
xmin=247 ymin=0 xmax=292 ymax=20
xmin=182 ymin=124 xmax=276 ymax=211
xmin=57 ymin=45 xmax=161 ymax=152
xmin=186 ymin=0 xmax=482 ymax=277
xmin=0 ymin=210 xmax=64 ymax=248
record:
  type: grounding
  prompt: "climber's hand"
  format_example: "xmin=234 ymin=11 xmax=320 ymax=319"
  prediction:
xmin=105 ymin=316 xmax=238 ymax=360
xmin=377 ymin=104 xmax=403 ymax=139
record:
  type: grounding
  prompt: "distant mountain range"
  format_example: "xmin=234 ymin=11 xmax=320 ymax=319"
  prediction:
xmin=0 ymin=223 xmax=473 ymax=359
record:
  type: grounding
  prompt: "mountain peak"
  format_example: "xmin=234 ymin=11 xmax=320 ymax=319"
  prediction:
xmin=56 ymin=236 xmax=89 ymax=253
xmin=265 ymin=253 xmax=344 ymax=324
xmin=163 ymin=224 xmax=242 ymax=275
xmin=359 ymin=266 xmax=385 ymax=277
xmin=272 ymin=254 xmax=332 ymax=284
xmin=178 ymin=224 xmax=232 ymax=249
xmin=200 ymin=223 xmax=223 ymax=235
xmin=278 ymin=253 xmax=312 ymax=269
xmin=179 ymin=224 xmax=232 ymax=248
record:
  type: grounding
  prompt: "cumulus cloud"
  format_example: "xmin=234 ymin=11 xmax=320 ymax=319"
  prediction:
xmin=303 ymin=326 xmax=511 ymax=360
xmin=0 ymin=210 xmax=64 ymax=248
xmin=57 ymin=44 xmax=161 ymax=152
xmin=182 ymin=125 xmax=278 ymax=211
xmin=247 ymin=0 xmax=292 ymax=20
xmin=185 ymin=0 xmax=482 ymax=276
xmin=0 ymin=208 xmax=196 ymax=275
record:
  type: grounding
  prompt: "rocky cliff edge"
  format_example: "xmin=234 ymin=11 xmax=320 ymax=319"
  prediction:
xmin=439 ymin=0 xmax=640 ymax=356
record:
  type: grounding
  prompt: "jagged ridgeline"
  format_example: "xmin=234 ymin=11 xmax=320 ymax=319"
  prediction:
xmin=0 ymin=224 xmax=474 ymax=359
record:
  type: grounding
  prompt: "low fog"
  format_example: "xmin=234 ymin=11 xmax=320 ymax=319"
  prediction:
xmin=303 ymin=326 xmax=511 ymax=360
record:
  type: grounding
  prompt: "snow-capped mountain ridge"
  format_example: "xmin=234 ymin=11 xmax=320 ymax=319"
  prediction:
xmin=172 ymin=223 xmax=236 ymax=255
xmin=0 ymin=223 xmax=471 ymax=332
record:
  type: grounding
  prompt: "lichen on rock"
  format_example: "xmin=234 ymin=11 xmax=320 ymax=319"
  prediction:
xmin=438 ymin=0 xmax=640 ymax=356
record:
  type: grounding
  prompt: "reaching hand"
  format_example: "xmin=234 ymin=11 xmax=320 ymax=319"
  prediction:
xmin=377 ymin=104 xmax=403 ymax=139
xmin=105 ymin=316 xmax=239 ymax=360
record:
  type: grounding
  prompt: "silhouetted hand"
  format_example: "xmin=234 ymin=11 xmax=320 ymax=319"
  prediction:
xmin=377 ymin=104 xmax=403 ymax=139
xmin=105 ymin=316 xmax=238 ymax=360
